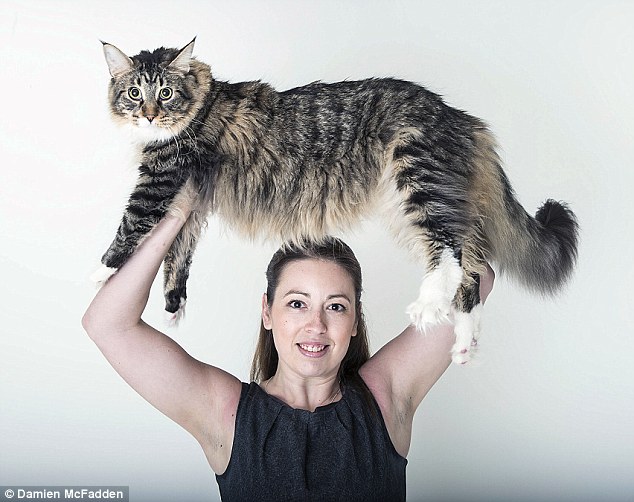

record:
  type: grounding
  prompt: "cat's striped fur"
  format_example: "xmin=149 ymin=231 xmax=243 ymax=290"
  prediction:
xmin=95 ymin=39 xmax=579 ymax=363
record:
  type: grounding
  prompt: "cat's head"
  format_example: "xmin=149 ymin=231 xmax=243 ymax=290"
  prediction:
xmin=102 ymin=38 xmax=208 ymax=144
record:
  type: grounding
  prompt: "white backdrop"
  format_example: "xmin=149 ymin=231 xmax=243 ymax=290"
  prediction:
xmin=1 ymin=1 xmax=633 ymax=501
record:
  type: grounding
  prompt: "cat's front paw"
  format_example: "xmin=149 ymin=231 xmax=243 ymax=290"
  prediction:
xmin=90 ymin=264 xmax=118 ymax=286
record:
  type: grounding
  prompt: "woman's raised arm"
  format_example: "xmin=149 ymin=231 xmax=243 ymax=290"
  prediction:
xmin=82 ymin=211 xmax=241 ymax=473
xmin=360 ymin=265 xmax=495 ymax=458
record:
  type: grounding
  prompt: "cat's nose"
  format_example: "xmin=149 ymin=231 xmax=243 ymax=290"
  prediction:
xmin=146 ymin=115 xmax=156 ymax=123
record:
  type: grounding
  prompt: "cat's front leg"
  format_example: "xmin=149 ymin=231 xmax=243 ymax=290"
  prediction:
xmin=89 ymin=264 xmax=118 ymax=286
xmin=92 ymin=168 xmax=186 ymax=285
xmin=163 ymin=216 xmax=202 ymax=325
xmin=163 ymin=181 xmax=205 ymax=325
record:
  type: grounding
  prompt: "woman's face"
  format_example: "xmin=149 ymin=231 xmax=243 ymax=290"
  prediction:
xmin=262 ymin=258 xmax=358 ymax=381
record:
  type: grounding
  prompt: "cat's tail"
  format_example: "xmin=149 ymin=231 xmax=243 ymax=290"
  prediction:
xmin=493 ymin=198 xmax=579 ymax=294
xmin=474 ymin=130 xmax=580 ymax=295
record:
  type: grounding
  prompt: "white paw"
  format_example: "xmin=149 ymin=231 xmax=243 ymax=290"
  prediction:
xmin=451 ymin=304 xmax=483 ymax=365
xmin=406 ymin=298 xmax=452 ymax=332
xmin=451 ymin=345 xmax=473 ymax=365
xmin=407 ymin=248 xmax=463 ymax=332
xmin=164 ymin=298 xmax=187 ymax=327
xmin=90 ymin=265 xmax=118 ymax=286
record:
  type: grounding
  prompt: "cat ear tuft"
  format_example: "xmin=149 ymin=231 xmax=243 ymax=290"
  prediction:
xmin=167 ymin=37 xmax=196 ymax=75
xmin=102 ymin=42 xmax=134 ymax=78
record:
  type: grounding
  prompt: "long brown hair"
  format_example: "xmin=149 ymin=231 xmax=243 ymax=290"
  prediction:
xmin=250 ymin=238 xmax=371 ymax=387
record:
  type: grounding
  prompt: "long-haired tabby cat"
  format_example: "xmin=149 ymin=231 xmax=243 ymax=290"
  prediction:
xmin=92 ymin=38 xmax=578 ymax=364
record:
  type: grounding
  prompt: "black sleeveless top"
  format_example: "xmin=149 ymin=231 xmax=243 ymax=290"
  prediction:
xmin=215 ymin=381 xmax=407 ymax=502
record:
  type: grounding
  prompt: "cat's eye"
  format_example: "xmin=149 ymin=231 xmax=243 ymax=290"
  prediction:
xmin=128 ymin=87 xmax=142 ymax=100
xmin=159 ymin=87 xmax=173 ymax=100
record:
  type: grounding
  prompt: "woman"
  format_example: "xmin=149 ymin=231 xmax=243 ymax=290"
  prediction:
xmin=83 ymin=207 xmax=494 ymax=501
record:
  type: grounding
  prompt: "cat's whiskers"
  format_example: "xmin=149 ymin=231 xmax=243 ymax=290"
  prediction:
xmin=182 ymin=125 xmax=200 ymax=146
xmin=187 ymin=117 xmax=205 ymax=125
xmin=182 ymin=125 xmax=205 ymax=170
xmin=166 ymin=125 xmax=181 ymax=160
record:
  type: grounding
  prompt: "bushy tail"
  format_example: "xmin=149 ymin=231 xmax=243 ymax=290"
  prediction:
xmin=489 ymin=196 xmax=579 ymax=295
xmin=470 ymin=128 xmax=579 ymax=295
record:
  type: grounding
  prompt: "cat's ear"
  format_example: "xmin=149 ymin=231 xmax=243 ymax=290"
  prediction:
xmin=101 ymin=42 xmax=134 ymax=78
xmin=167 ymin=37 xmax=196 ymax=75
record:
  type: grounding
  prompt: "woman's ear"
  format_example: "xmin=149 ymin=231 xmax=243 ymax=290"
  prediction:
xmin=262 ymin=293 xmax=272 ymax=330
xmin=352 ymin=301 xmax=362 ymax=337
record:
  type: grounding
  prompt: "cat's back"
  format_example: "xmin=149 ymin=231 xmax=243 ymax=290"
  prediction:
xmin=208 ymin=76 xmax=469 ymax=151
xmin=273 ymin=77 xmax=457 ymax=145
xmin=278 ymin=77 xmax=435 ymax=114
xmin=280 ymin=77 xmax=427 ymax=100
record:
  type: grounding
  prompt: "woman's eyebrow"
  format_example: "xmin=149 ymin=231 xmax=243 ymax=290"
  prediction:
xmin=282 ymin=290 xmax=352 ymax=303
xmin=283 ymin=289 xmax=309 ymax=298
xmin=326 ymin=294 xmax=352 ymax=303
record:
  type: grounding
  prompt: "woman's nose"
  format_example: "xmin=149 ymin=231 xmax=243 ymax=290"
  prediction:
xmin=306 ymin=309 xmax=326 ymax=333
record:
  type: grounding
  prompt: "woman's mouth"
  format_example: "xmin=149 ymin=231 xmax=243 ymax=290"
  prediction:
xmin=297 ymin=343 xmax=329 ymax=357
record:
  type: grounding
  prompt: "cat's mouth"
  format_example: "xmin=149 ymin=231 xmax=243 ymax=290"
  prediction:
xmin=135 ymin=116 xmax=162 ymax=128
xmin=129 ymin=116 xmax=176 ymax=143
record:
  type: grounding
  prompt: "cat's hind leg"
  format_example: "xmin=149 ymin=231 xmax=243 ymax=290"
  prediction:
xmin=383 ymin=128 xmax=483 ymax=361
xmin=405 ymin=246 xmax=463 ymax=330
xmin=402 ymin=237 xmax=486 ymax=364
xmin=382 ymin=193 xmax=465 ymax=332
xmin=450 ymin=228 xmax=489 ymax=363
xmin=451 ymin=272 xmax=482 ymax=364
xmin=406 ymin=244 xmax=485 ymax=364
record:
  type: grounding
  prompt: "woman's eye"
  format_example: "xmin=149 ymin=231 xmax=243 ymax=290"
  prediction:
xmin=159 ymin=87 xmax=173 ymax=100
xmin=128 ymin=87 xmax=141 ymax=100
xmin=288 ymin=300 xmax=304 ymax=309
xmin=328 ymin=303 xmax=346 ymax=312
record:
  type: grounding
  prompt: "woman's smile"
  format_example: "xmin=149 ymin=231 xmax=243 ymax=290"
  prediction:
xmin=297 ymin=342 xmax=330 ymax=357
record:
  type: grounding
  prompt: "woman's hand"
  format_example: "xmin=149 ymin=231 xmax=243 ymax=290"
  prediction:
xmin=479 ymin=263 xmax=495 ymax=304
xmin=167 ymin=178 xmax=198 ymax=223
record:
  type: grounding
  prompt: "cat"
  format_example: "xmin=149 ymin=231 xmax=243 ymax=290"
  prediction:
xmin=92 ymin=38 xmax=579 ymax=364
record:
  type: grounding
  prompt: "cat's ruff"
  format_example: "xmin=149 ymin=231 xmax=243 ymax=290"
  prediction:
xmin=94 ymin=39 xmax=579 ymax=365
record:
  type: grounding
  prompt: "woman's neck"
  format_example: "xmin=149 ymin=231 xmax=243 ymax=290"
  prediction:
xmin=262 ymin=373 xmax=341 ymax=412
